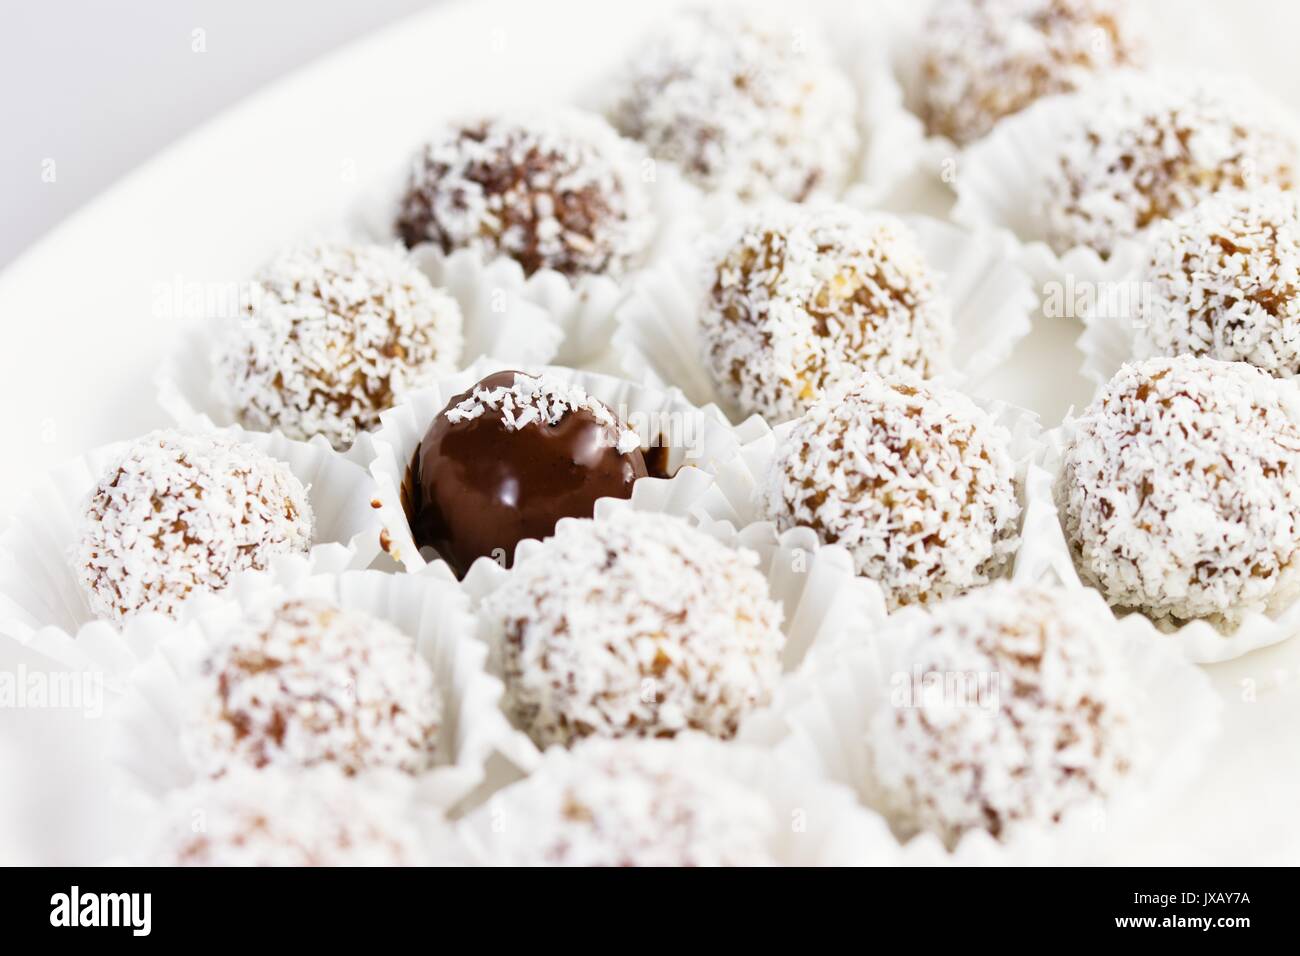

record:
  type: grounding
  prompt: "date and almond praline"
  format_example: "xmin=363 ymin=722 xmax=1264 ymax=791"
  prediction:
xmin=405 ymin=370 xmax=651 ymax=576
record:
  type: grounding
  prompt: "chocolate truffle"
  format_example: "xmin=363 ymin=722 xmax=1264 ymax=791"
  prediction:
xmin=182 ymin=597 xmax=442 ymax=777
xmin=1043 ymin=73 xmax=1299 ymax=257
xmin=702 ymin=203 xmax=951 ymax=422
xmin=481 ymin=508 xmax=785 ymax=747
xmin=608 ymin=5 xmax=857 ymax=202
xmin=74 ymin=430 xmax=313 ymax=623
xmin=919 ymin=0 xmax=1144 ymax=145
xmin=219 ymin=241 xmax=462 ymax=451
xmin=396 ymin=112 xmax=653 ymax=279
xmin=761 ymin=374 xmax=1020 ymax=609
xmin=866 ymin=583 xmax=1136 ymax=848
xmin=409 ymin=371 xmax=647 ymax=575
xmin=135 ymin=766 xmax=433 ymax=866
xmin=473 ymin=738 xmax=778 ymax=866
xmin=1135 ymin=189 xmax=1300 ymax=377
xmin=1060 ymin=355 xmax=1300 ymax=628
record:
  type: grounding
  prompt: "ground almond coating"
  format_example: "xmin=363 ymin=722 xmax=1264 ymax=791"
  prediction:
xmin=1135 ymin=189 xmax=1300 ymax=377
xmin=762 ymin=374 xmax=1020 ymax=609
xmin=1042 ymin=72 xmax=1299 ymax=257
xmin=74 ymin=430 xmax=313 ymax=623
xmin=867 ymin=583 xmax=1136 ymax=849
xmin=608 ymin=5 xmax=857 ymax=202
xmin=219 ymin=241 xmax=463 ymax=451
xmin=702 ymin=203 xmax=952 ymax=423
xmin=481 ymin=508 xmax=785 ymax=747
xmin=136 ymin=766 xmax=431 ymax=866
xmin=920 ymin=0 xmax=1144 ymax=145
xmin=482 ymin=738 xmax=778 ymax=866
xmin=183 ymin=597 xmax=442 ymax=777
xmin=1060 ymin=355 xmax=1300 ymax=627
xmin=397 ymin=111 xmax=653 ymax=279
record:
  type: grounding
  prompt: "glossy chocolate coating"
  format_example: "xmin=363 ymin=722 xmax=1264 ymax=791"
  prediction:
xmin=406 ymin=371 xmax=648 ymax=577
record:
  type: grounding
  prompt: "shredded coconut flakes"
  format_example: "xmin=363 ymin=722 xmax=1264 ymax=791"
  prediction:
xmin=703 ymin=203 xmax=952 ymax=423
xmin=762 ymin=375 xmax=1020 ymax=609
xmin=1136 ymin=188 xmax=1300 ymax=378
xmin=444 ymin=371 xmax=641 ymax=454
xmin=482 ymin=509 xmax=785 ymax=748
xmin=219 ymin=241 xmax=463 ymax=452
xmin=397 ymin=111 xmax=653 ymax=279
xmin=920 ymin=0 xmax=1144 ymax=145
xmin=136 ymin=766 xmax=431 ymax=866
xmin=74 ymin=430 xmax=313 ymax=623
xmin=1061 ymin=354 xmax=1300 ymax=628
xmin=608 ymin=5 xmax=858 ymax=202
xmin=1042 ymin=72 xmax=1299 ymax=257
xmin=867 ymin=583 xmax=1136 ymax=849
xmin=482 ymin=738 xmax=778 ymax=866
xmin=183 ymin=597 xmax=442 ymax=778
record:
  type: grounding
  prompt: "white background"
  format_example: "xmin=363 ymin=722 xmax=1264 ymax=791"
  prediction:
xmin=1 ymin=0 xmax=433 ymax=268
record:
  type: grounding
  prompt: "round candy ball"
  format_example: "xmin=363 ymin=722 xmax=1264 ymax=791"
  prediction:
xmin=481 ymin=508 xmax=785 ymax=747
xmin=74 ymin=430 xmax=313 ymax=623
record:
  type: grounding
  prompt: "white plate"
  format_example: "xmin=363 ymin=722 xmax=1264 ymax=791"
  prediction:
xmin=1 ymin=0 xmax=1298 ymax=865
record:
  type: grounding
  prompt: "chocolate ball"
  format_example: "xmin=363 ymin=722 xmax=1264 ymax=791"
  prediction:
xmin=407 ymin=371 xmax=647 ymax=576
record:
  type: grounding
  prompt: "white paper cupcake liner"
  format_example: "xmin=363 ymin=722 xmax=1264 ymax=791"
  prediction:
xmin=154 ymin=245 xmax=561 ymax=444
xmin=0 ymin=424 xmax=382 ymax=655
xmin=611 ymin=212 xmax=1036 ymax=421
xmin=693 ymin=397 xmax=1065 ymax=606
xmin=367 ymin=356 xmax=741 ymax=573
xmin=1031 ymin=422 xmax=1300 ymax=663
xmin=459 ymin=489 xmax=887 ymax=775
xmin=109 ymin=558 xmax=534 ymax=814
xmin=456 ymin=732 xmax=902 ymax=866
xmin=950 ymin=91 xmax=1151 ymax=298
xmin=739 ymin=585 xmax=1221 ymax=865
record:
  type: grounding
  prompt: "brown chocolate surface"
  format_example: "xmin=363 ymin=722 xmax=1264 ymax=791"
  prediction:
xmin=406 ymin=371 xmax=648 ymax=577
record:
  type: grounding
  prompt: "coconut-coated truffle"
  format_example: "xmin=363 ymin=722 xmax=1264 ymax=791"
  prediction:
xmin=396 ymin=112 xmax=653 ymax=279
xmin=1135 ymin=189 xmax=1300 ymax=377
xmin=608 ymin=5 xmax=857 ymax=202
xmin=761 ymin=374 xmax=1021 ymax=609
xmin=182 ymin=597 xmax=442 ymax=777
xmin=218 ymin=241 xmax=463 ymax=451
xmin=702 ymin=203 xmax=951 ymax=423
xmin=477 ymin=738 xmax=778 ymax=866
xmin=1042 ymin=73 xmax=1299 ymax=257
xmin=1060 ymin=355 xmax=1300 ymax=628
xmin=919 ymin=0 xmax=1144 ymax=145
xmin=481 ymin=508 xmax=785 ymax=747
xmin=866 ymin=583 xmax=1136 ymax=848
xmin=74 ymin=430 xmax=313 ymax=623
xmin=134 ymin=766 xmax=433 ymax=866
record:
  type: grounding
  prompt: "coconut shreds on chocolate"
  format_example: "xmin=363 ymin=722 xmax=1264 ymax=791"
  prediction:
xmin=444 ymin=371 xmax=641 ymax=454
xmin=182 ymin=598 xmax=442 ymax=777
xmin=218 ymin=241 xmax=463 ymax=452
xmin=1042 ymin=72 xmax=1300 ymax=257
xmin=1135 ymin=189 xmax=1300 ymax=377
xmin=608 ymin=5 xmax=857 ymax=202
xmin=397 ymin=111 xmax=653 ymax=279
xmin=135 ymin=766 xmax=432 ymax=866
xmin=762 ymin=374 xmax=1020 ymax=609
xmin=920 ymin=0 xmax=1144 ymax=146
xmin=480 ymin=738 xmax=778 ymax=866
xmin=703 ymin=203 xmax=952 ymax=423
xmin=1060 ymin=355 xmax=1300 ymax=628
xmin=481 ymin=508 xmax=785 ymax=748
xmin=74 ymin=430 xmax=313 ymax=624
xmin=866 ymin=583 xmax=1136 ymax=849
